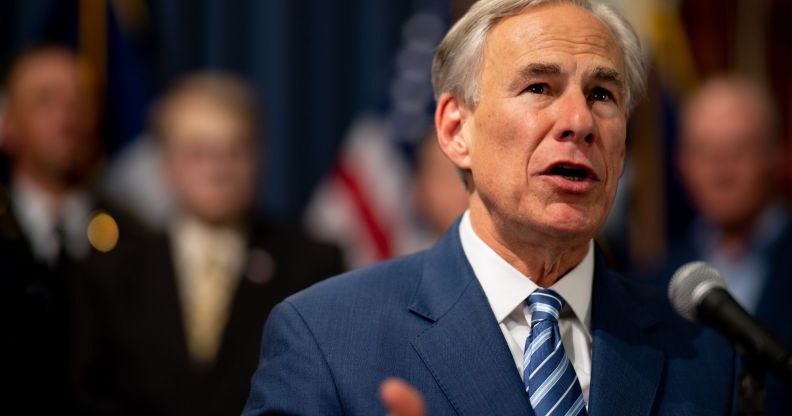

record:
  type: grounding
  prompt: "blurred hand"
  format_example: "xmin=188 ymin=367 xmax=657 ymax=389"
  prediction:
xmin=379 ymin=378 xmax=426 ymax=416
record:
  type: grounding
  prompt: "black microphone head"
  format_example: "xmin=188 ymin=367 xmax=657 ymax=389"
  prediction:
xmin=668 ymin=261 xmax=727 ymax=322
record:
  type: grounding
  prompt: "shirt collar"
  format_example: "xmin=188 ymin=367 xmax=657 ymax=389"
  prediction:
xmin=11 ymin=174 xmax=92 ymax=261
xmin=171 ymin=214 xmax=247 ymax=272
xmin=459 ymin=210 xmax=594 ymax=334
xmin=694 ymin=202 xmax=788 ymax=257
xmin=12 ymin=174 xmax=59 ymax=238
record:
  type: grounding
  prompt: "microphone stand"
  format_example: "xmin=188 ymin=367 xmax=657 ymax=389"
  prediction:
xmin=736 ymin=358 xmax=766 ymax=416
xmin=697 ymin=289 xmax=792 ymax=415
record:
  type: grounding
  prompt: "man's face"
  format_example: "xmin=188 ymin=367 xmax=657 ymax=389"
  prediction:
xmin=455 ymin=4 xmax=627 ymax=245
xmin=163 ymin=96 xmax=257 ymax=225
xmin=679 ymin=86 xmax=773 ymax=229
xmin=3 ymin=51 xmax=97 ymax=182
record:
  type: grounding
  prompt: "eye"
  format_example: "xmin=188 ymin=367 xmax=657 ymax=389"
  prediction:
xmin=524 ymin=83 xmax=548 ymax=95
xmin=588 ymin=86 xmax=614 ymax=103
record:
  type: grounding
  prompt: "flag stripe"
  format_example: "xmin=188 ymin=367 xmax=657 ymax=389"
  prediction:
xmin=335 ymin=164 xmax=392 ymax=260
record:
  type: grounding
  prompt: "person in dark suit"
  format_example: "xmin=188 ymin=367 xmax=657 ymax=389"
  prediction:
xmin=69 ymin=73 xmax=345 ymax=416
xmin=650 ymin=76 xmax=791 ymax=415
xmin=0 ymin=45 xmax=142 ymax=415
xmin=244 ymin=1 xmax=735 ymax=415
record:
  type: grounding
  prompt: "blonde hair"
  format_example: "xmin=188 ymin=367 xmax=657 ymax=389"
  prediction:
xmin=150 ymin=71 xmax=260 ymax=144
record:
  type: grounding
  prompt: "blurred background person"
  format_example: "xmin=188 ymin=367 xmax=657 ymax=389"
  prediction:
xmin=651 ymin=75 xmax=791 ymax=414
xmin=413 ymin=129 xmax=468 ymax=239
xmin=0 ymin=45 xmax=99 ymax=269
xmin=0 ymin=44 xmax=139 ymax=414
xmin=69 ymin=72 xmax=344 ymax=416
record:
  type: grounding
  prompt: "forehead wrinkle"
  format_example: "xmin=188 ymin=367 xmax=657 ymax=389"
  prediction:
xmin=509 ymin=8 xmax=618 ymax=50
xmin=519 ymin=34 xmax=620 ymax=61
xmin=481 ymin=4 xmax=626 ymax=100
xmin=497 ymin=29 xmax=622 ymax=79
xmin=501 ymin=7 xmax=623 ymax=65
xmin=515 ymin=38 xmax=624 ymax=88
xmin=527 ymin=26 xmax=616 ymax=47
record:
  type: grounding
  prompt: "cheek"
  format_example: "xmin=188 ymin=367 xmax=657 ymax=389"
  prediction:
xmin=610 ymin=143 xmax=626 ymax=178
xmin=686 ymin=164 xmax=712 ymax=193
xmin=170 ymin=158 xmax=208 ymax=193
xmin=600 ymin=121 xmax=627 ymax=178
xmin=472 ymin=110 xmax=542 ymax=174
xmin=226 ymin=154 xmax=255 ymax=179
xmin=741 ymin=159 xmax=768 ymax=183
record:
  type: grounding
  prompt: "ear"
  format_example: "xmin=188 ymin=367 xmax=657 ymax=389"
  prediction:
xmin=434 ymin=93 xmax=472 ymax=170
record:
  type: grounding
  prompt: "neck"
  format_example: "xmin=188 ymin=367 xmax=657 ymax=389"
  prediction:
xmin=715 ymin=219 xmax=759 ymax=258
xmin=713 ymin=204 xmax=771 ymax=258
xmin=182 ymin=211 xmax=247 ymax=233
xmin=468 ymin=206 xmax=590 ymax=288
xmin=13 ymin=164 xmax=78 ymax=203
xmin=13 ymin=157 xmax=85 ymax=199
xmin=715 ymin=233 xmax=747 ymax=258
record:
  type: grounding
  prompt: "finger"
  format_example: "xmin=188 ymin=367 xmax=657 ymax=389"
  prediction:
xmin=379 ymin=377 xmax=426 ymax=416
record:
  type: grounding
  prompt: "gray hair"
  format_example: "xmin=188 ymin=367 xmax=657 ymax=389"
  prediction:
xmin=432 ymin=0 xmax=647 ymax=112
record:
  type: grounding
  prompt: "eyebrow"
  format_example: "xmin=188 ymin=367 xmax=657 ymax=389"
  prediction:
xmin=590 ymin=66 xmax=622 ymax=85
xmin=509 ymin=63 xmax=562 ymax=91
xmin=521 ymin=63 xmax=562 ymax=77
xmin=508 ymin=63 xmax=625 ymax=94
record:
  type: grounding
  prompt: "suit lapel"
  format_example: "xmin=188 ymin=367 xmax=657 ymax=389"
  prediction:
xmin=152 ymin=236 xmax=194 ymax=369
xmin=408 ymin=226 xmax=668 ymax=415
xmin=588 ymin=254 xmax=664 ymax=416
xmin=409 ymin=225 xmax=533 ymax=416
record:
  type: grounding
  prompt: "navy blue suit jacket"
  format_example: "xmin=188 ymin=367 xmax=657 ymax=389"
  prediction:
xmin=244 ymin=224 xmax=735 ymax=415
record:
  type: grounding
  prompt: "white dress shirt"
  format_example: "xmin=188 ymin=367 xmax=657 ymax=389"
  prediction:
xmin=458 ymin=211 xmax=594 ymax=403
xmin=11 ymin=174 xmax=92 ymax=265
xmin=692 ymin=204 xmax=787 ymax=314
xmin=171 ymin=215 xmax=246 ymax=300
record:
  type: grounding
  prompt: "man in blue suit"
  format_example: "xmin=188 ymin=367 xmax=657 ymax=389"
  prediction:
xmin=245 ymin=0 xmax=735 ymax=414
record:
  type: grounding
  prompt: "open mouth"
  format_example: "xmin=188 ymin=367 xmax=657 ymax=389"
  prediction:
xmin=544 ymin=163 xmax=597 ymax=182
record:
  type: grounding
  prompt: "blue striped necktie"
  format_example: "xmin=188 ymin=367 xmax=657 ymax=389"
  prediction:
xmin=524 ymin=289 xmax=587 ymax=416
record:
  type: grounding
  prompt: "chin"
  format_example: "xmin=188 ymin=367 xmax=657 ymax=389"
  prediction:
xmin=544 ymin=223 xmax=595 ymax=243
xmin=536 ymin=205 xmax=600 ymax=241
xmin=198 ymin=214 xmax=240 ymax=227
xmin=190 ymin=203 xmax=240 ymax=224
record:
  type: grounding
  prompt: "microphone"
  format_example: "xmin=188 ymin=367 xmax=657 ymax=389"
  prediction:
xmin=668 ymin=261 xmax=792 ymax=381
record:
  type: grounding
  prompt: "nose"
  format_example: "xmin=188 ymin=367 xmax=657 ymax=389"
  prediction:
xmin=554 ymin=90 xmax=595 ymax=144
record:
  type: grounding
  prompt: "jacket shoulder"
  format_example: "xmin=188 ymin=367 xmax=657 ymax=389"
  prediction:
xmin=285 ymin=250 xmax=427 ymax=311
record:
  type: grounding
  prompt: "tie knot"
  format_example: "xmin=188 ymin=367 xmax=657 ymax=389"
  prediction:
xmin=526 ymin=289 xmax=565 ymax=324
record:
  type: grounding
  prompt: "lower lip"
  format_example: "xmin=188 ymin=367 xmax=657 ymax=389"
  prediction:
xmin=541 ymin=174 xmax=597 ymax=194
